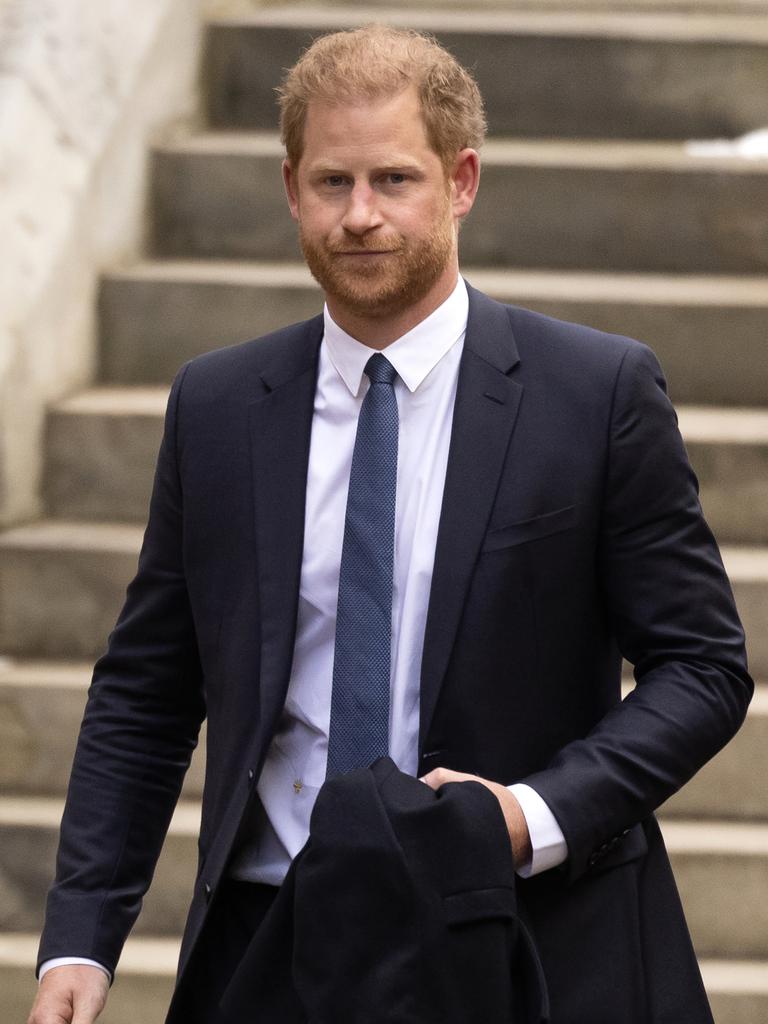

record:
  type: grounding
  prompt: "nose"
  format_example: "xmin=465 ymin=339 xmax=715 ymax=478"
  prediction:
xmin=340 ymin=182 xmax=383 ymax=236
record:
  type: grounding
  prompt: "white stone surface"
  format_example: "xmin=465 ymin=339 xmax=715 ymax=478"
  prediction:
xmin=0 ymin=0 xmax=204 ymax=526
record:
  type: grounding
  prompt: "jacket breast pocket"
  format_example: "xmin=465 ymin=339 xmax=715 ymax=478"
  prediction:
xmin=481 ymin=504 xmax=577 ymax=553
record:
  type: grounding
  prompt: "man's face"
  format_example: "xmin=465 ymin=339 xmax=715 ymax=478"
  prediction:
xmin=283 ymin=87 xmax=465 ymax=325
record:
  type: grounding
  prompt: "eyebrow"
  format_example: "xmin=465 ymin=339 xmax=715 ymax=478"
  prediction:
xmin=308 ymin=163 xmax=425 ymax=177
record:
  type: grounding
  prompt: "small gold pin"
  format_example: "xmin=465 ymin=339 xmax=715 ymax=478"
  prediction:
xmin=293 ymin=779 xmax=303 ymax=794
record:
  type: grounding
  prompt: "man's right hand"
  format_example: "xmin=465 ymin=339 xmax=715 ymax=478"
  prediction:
xmin=28 ymin=965 xmax=109 ymax=1024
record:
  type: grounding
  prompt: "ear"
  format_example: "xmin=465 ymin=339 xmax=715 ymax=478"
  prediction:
xmin=282 ymin=159 xmax=300 ymax=221
xmin=449 ymin=148 xmax=481 ymax=220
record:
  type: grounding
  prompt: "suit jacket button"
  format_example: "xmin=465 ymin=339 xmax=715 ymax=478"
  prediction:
xmin=204 ymin=882 xmax=212 ymax=902
xmin=248 ymin=768 xmax=255 ymax=782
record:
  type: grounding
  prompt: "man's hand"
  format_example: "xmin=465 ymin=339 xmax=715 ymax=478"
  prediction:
xmin=419 ymin=767 xmax=533 ymax=869
xmin=28 ymin=965 xmax=109 ymax=1024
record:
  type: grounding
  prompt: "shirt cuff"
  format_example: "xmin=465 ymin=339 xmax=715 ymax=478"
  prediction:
xmin=508 ymin=782 xmax=568 ymax=878
xmin=38 ymin=957 xmax=112 ymax=984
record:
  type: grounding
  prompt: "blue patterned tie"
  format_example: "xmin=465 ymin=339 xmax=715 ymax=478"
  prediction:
xmin=326 ymin=353 xmax=399 ymax=778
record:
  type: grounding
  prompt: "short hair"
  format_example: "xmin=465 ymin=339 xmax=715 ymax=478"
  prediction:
xmin=277 ymin=24 xmax=487 ymax=170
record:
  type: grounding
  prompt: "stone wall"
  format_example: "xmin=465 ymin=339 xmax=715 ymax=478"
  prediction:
xmin=0 ymin=0 xmax=204 ymax=526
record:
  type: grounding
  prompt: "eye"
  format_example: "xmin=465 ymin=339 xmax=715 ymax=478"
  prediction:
xmin=387 ymin=172 xmax=407 ymax=184
xmin=326 ymin=175 xmax=346 ymax=187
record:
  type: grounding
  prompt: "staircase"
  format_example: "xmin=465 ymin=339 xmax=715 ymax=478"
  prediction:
xmin=2 ymin=4 xmax=768 ymax=1021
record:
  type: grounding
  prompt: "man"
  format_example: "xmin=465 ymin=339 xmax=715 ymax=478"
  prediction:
xmin=29 ymin=24 xmax=751 ymax=1024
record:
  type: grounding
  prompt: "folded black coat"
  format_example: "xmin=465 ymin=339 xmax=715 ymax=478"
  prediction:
xmin=218 ymin=757 xmax=549 ymax=1024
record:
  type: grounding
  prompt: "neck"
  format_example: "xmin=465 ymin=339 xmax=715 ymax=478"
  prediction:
xmin=326 ymin=267 xmax=460 ymax=350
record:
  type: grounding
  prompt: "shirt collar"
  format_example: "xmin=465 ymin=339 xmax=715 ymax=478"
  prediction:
xmin=323 ymin=276 xmax=468 ymax=397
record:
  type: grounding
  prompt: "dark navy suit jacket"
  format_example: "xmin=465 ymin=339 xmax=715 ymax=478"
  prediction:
xmin=39 ymin=284 xmax=752 ymax=1020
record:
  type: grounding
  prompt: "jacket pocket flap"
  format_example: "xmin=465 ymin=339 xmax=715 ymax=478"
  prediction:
xmin=482 ymin=504 xmax=577 ymax=552
xmin=443 ymin=886 xmax=517 ymax=926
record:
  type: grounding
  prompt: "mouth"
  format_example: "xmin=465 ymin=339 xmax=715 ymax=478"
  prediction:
xmin=337 ymin=250 xmax=396 ymax=257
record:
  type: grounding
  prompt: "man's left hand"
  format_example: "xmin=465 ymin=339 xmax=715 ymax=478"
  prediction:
xmin=419 ymin=767 xmax=532 ymax=870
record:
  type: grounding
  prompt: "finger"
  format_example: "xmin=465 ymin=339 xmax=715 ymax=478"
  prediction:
xmin=419 ymin=767 xmax=475 ymax=788
xmin=418 ymin=768 xmax=443 ymax=788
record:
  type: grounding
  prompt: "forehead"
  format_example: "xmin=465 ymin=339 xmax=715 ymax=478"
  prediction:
xmin=299 ymin=86 xmax=438 ymax=169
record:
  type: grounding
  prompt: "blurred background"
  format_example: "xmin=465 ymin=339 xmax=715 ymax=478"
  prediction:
xmin=1 ymin=0 xmax=767 ymax=1020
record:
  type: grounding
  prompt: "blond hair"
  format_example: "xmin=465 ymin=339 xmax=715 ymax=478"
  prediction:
xmin=277 ymin=25 xmax=486 ymax=170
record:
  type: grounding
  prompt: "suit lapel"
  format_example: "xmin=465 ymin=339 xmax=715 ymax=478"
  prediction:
xmin=249 ymin=317 xmax=323 ymax=752
xmin=419 ymin=286 xmax=524 ymax=755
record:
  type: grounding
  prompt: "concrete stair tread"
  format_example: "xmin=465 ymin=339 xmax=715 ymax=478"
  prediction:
xmin=158 ymin=131 xmax=768 ymax=172
xmin=721 ymin=546 xmax=768 ymax=579
xmin=481 ymin=138 xmax=768 ymax=171
xmin=108 ymin=259 xmax=768 ymax=307
xmin=0 ymin=520 xmax=143 ymax=553
xmin=660 ymin=819 xmax=768 ymax=854
xmin=53 ymin=388 xmax=168 ymax=417
xmin=0 ymin=658 xmax=90 ymax=688
xmin=207 ymin=4 xmax=768 ymax=43
xmin=54 ymin=388 xmax=168 ymax=417
xmin=700 ymin=960 xmax=768 ymax=994
xmin=677 ymin=408 xmax=768 ymax=443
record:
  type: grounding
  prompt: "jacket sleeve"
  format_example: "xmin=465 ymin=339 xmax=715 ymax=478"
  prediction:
xmin=37 ymin=362 xmax=206 ymax=974
xmin=521 ymin=341 xmax=753 ymax=883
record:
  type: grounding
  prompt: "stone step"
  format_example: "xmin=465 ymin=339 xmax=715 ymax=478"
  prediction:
xmin=677 ymin=408 xmax=768 ymax=546
xmin=42 ymin=382 xmax=768 ymax=543
xmin=661 ymin=684 xmax=768 ymax=821
xmin=202 ymin=6 xmax=768 ymax=139
xmin=1 ymin=523 xmax=767 ymax=669
xmin=99 ymin=261 xmax=768 ymax=409
xmin=0 ymin=797 xmax=199 ymax=939
xmin=150 ymin=134 xmax=768 ymax=273
xmin=0 ymin=521 xmax=143 ymax=661
xmin=702 ymin=960 xmax=768 ymax=1024
xmin=0 ymin=654 xmax=764 ymax=816
xmin=44 ymin=389 xmax=166 ymax=523
xmin=2 ymin=933 xmax=766 ymax=1024
xmin=0 ymin=798 xmax=765 ymax=957
xmin=0 ymin=659 xmax=206 ymax=798
xmin=0 ymin=933 xmax=177 ymax=1024
xmin=660 ymin=820 xmax=768 ymax=959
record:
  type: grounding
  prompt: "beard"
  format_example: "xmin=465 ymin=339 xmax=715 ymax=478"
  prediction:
xmin=298 ymin=203 xmax=456 ymax=320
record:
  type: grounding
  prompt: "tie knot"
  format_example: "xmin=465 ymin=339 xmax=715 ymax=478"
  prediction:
xmin=364 ymin=353 xmax=397 ymax=387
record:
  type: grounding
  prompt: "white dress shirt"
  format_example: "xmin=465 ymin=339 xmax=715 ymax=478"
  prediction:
xmin=40 ymin=276 xmax=566 ymax=982
xmin=229 ymin=275 xmax=566 ymax=885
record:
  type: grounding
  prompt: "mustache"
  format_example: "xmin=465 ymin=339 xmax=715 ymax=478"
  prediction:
xmin=327 ymin=239 xmax=402 ymax=254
